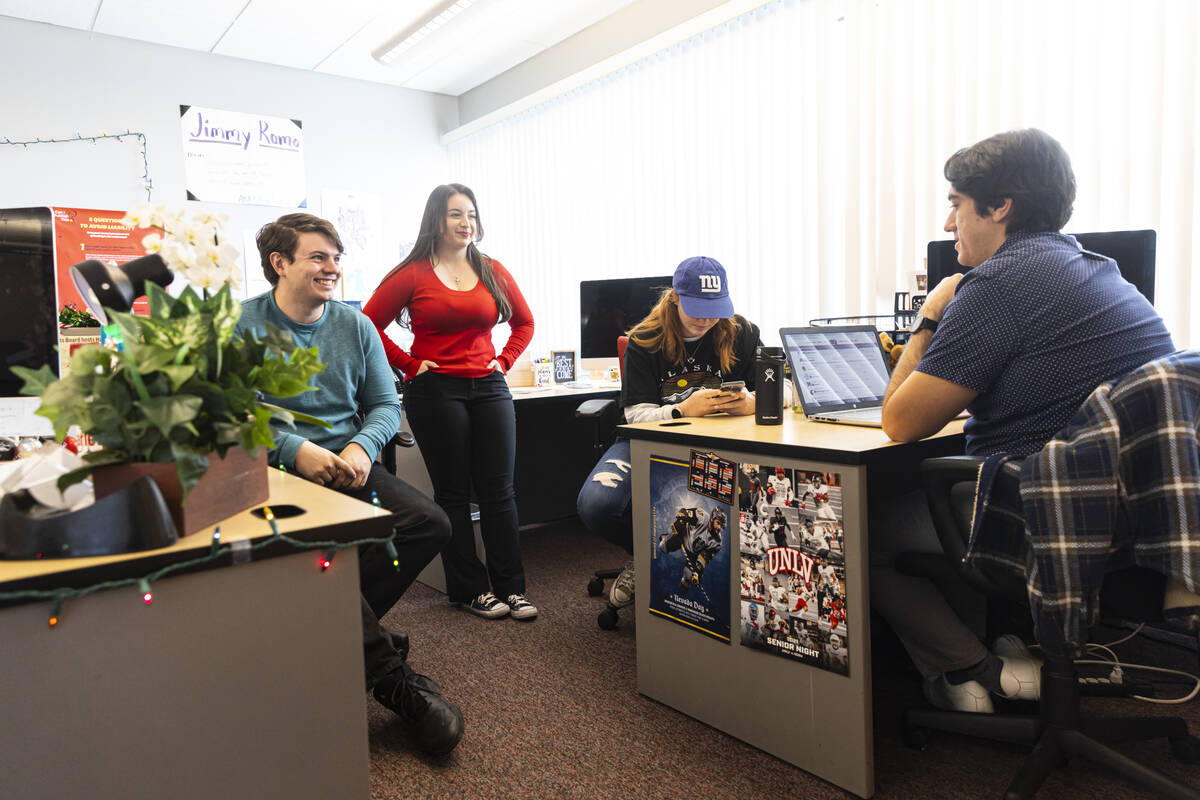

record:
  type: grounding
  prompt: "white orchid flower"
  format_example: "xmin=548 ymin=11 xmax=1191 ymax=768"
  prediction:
xmin=194 ymin=210 xmax=230 ymax=228
xmin=120 ymin=202 xmax=155 ymax=229
xmin=149 ymin=205 xmax=181 ymax=230
xmin=125 ymin=205 xmax=242 ymax=294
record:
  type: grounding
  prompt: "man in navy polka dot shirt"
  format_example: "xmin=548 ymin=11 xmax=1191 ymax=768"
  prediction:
xmin=873 ymin=129 xmax=1175 ymax=714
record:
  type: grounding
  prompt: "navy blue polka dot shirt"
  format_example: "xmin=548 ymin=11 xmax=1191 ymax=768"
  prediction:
xmin=918 ymin=232 xmax=1175 ymax=457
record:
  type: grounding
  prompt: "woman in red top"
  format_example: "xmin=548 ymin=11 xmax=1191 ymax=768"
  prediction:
xmin=364 ymin=184 xmax=536 ymax=621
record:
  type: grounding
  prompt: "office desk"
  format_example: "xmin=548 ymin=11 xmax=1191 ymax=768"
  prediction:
xmin=510 ymin=383 xmax=620 ymax=523
xmin=0 ymin=471 xmax=393 ymax=800
xmin=622 ymin=413 xmax=964 ymax=799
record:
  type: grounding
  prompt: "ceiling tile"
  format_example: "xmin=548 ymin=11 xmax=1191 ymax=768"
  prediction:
xmin=212 ymin=0 xmax=393 ymax=71
xmin=0 ymin=0 xmax=645 ymax=95
xmin=392 ymin=0 xmax=638 ymax=94
xmin=0 ymin=0 xmax=98 ymax=29
xmin=93 ymin=0 xmax=249 ymax=52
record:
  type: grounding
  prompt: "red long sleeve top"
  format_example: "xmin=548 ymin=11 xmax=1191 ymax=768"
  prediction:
xmin=363 ymin=257 xmax=535 ymax=380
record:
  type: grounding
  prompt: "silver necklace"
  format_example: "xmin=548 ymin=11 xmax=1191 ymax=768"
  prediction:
xmin=683 ymin=335 xmax=705 ymax=364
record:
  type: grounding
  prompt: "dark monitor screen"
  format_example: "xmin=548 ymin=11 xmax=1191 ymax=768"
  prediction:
xmin=926 ymin=229 xmax=1156 ymax=303
xmin=580 ymin=276 xmax=672 ymax=358
xmin=1 ymin=207 xmax=59 ymax=396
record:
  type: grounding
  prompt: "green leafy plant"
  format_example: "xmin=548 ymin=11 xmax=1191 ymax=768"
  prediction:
xmin=58 ymin=303 xmax=99 ymax=328
xmin=14 ymin=282 xmax=330 ymax=499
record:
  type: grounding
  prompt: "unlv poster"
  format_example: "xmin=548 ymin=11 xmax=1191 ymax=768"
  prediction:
xmin=647 ymin=453 xmax=733 ymax=643
xmin=738 ymin=464 xmax=849 ymax=675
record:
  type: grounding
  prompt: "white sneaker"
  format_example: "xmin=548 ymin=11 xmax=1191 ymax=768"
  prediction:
xmin=610 ymin=562 xmax=634 ymax=608
xmin=923 ymin=674 xmax=995 ymax=714
xmin=993 ymin=634 xmax=1042 ymax=701
xmin=506 ymin=594 xmax=538 ymax=621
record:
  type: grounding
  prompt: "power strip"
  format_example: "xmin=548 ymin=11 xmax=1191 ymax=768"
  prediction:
xmin=1078 ymin=674 xmax=1153 ymax=697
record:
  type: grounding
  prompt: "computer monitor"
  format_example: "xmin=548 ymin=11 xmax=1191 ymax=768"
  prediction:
xmin=579 ymin=276 xmax=672 ymax=358
xmin=926 ymin=229 xmax=1156 ymax=303
xmin=0 ymin=207 xmax=59 ymax=396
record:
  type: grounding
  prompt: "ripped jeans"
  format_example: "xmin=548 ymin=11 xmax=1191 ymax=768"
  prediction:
xmin=576 ymin=437 xmax=634 ymax=553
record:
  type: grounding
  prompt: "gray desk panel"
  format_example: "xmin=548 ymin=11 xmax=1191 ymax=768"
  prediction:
xmin=0 ymin=549 xmax=369 ymax=800
xmin=631 ymin=438 xmax=873 ymax=798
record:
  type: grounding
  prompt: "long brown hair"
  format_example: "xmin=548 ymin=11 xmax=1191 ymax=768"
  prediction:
xmin=628 ymin=288 xmax=745 ymax=372
xmin=377 ymin=183 xmax=512 ymax=328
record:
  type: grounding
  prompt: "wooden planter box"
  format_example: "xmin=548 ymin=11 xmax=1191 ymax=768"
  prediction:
xmin=92 ymin=447 xmax=269 ymax=536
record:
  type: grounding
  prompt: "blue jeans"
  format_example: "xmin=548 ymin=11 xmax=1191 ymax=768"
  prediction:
xmin=402 ymin=371 xmax=525 ymax=603
xmin=576 ymin=438 xmax=634 ymax=554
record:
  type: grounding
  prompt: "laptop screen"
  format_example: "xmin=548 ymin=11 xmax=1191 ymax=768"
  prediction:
xmin=779 ymin=326 xmax=891 ymax=414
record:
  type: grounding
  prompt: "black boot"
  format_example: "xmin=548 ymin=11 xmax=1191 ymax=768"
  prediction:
xmin=373 ymin=664 xmax=464 ymax=755
xmin=382 ymin=627 xmax=410 ymax=661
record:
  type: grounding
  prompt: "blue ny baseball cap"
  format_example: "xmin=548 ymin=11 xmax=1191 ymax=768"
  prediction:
xmin=673 ymin=256 xmax=734 ymax=319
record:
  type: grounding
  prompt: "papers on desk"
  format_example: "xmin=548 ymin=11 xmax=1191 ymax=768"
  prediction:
xmin=508 ymin=382 xmax=620 ymax=395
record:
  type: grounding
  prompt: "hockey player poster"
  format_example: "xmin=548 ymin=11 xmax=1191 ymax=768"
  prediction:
xmin=738 ymin=464 xmax=848 ymax=675
xmin=647 ymin=453 xmax=733 ymax=643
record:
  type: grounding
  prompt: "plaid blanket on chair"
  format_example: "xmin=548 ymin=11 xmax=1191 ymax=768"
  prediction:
xmin=966 ymin=350 xmax=1200 ymax=658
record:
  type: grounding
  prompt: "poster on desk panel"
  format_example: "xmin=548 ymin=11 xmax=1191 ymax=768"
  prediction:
xmin=648 ymin=454 xmax=732 ymax=643
xmin=738 ymin=465 xmax=848 ymax=675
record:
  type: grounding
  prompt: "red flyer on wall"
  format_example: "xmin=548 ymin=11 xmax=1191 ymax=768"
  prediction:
xmin=51 ymin=207 xmax=150 ymax=318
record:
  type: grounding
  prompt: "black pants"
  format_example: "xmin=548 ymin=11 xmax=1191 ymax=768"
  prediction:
xmin=402 ymin=371 xmax=525 ymax=603
xmin=345 ymin=463 xmax=450 ymax=689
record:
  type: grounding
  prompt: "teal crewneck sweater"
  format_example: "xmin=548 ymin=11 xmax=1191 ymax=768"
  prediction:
xmin=235 ymin=290 xmax=401 ymax=471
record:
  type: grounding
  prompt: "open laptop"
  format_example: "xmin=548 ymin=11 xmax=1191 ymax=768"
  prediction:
xmin=779 ymin=325 xmax=893 ymax=427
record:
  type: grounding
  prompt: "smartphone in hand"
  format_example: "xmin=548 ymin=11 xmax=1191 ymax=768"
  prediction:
xmin=719 ymin=380 xmax=746 ymax=393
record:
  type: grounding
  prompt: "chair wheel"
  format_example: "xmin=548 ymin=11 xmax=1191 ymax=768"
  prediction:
xmin=903 ymin=724 xmax=930 ymax=751
xmin=597 ymin=606 xmax=619 ymax=630
xmin=586 ymin=577 xmax=605 ymax=597
xmin=1170 ymin=735 xmax=1200 ymax=763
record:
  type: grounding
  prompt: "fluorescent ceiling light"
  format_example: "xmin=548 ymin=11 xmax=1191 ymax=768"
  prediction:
xmin=372 ymin=0 xmax=476 ymax=65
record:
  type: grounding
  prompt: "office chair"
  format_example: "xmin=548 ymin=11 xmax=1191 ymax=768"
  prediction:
xmin=576 ymin=335 xmax=629 ymax=630
xmin=380 ymin=370 xmax=417 ymax=474
xmin=897 ymin=455 xmax=1200 ymax=799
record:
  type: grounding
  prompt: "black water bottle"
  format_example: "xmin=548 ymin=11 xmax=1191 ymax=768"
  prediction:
xmin=755 ymin=346 xmax=785 ymax=425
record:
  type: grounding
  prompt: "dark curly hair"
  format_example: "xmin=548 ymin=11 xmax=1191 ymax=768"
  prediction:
xmin=944 ymin=129 xmax=1076 ymax=234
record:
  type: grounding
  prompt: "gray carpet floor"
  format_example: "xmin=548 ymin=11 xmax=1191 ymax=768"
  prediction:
xmin=367 ymin=519 xmax=1200 ymax=799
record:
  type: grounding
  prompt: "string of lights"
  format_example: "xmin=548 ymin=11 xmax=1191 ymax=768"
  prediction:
xmin=1 ymin=129 xmax=154 ymax=201
xmin=1 ymin=495 xmax=396 ymax=628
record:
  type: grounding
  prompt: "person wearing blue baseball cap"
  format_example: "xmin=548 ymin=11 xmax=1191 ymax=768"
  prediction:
xmin=577 ymin=256 xmax=763 ymax=615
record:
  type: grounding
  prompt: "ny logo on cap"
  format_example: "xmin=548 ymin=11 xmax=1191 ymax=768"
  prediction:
xmin=698 ymin=274 xmax=722 ymax=294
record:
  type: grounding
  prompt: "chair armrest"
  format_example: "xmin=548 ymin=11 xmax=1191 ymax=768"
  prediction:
xmin=576 ymin=398 xmax=617 ymax=419
xmin=921 ymin=455 xmax=985 ymax=495
xmin=395 ymin=431 xmax=415 ymax=448
xmin=916 ymin=455 xmax=1000 ymax=593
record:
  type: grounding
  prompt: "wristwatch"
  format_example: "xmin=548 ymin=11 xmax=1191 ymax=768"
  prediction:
xmin=910 ymin=314 xmax=938 ymax=336
xmin=671 ymin=407 xmax=683 ymax=419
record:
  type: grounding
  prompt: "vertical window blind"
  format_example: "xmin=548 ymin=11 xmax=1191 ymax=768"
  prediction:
xmin=449 ymin=0 xmax=1199 ymax=358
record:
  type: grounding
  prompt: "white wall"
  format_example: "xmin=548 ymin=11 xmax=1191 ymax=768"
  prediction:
xmin=0 ymin=15 xmax=456 ymax=296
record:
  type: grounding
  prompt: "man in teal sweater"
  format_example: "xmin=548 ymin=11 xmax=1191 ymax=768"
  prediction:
xmin=237 ymin=213 xmax=461 ymax=755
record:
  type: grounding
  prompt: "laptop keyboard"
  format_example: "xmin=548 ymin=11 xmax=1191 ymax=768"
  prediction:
xmin=834 ymin=409 xmax=883 ymax=420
